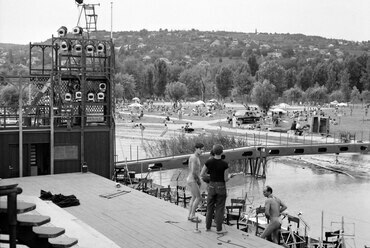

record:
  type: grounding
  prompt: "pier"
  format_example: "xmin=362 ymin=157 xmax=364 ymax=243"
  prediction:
xmin=2 ymin=172 xmax=281 ymax=248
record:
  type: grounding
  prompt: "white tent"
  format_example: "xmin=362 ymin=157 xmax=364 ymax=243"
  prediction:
xmin=132 ymin=97 xmax=140 ymax=102
xmin=271 ymin=108 xmax=287 ymax=114
xmin=278 ymin=103 xmax=290 ymax=108
xmin=193 ymin=100 xmax=205 ymax=106
xmin=337 ymin=102 xmax=348 ymax=107
xmin=128 ymin=102 xmax=143 ymax=108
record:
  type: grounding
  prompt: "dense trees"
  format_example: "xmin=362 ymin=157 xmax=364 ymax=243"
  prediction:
xmin=165 ymin=81 xmax=187 ymax=102
xmin=2 ymin=30 xmax=370 ymax=111
xmin=215 ymin=66 xmax=233 ymax=99
xmin=251 ymin=80 xmax=277 ymax=111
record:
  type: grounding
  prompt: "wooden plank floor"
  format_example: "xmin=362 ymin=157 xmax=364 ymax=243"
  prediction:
xmin=2 ymin=173 xmax=280 ymax=248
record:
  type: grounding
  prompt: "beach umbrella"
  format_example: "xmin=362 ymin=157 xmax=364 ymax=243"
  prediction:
xmin=129 ymin=103 xmax=143 ymax=108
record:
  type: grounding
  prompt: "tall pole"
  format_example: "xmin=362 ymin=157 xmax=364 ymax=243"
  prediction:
xmin=110 ymin=2 xmax=113 ymax=39
xmin=18 ymin=80 xmax=23 ymax=178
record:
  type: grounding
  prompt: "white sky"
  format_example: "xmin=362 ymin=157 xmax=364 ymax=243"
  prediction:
xmin=0 ymin=0 xmax=369 ymax=44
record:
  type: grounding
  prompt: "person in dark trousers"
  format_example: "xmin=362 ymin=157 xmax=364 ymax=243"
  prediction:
xmin=200 ymin=144 xmax=233 ymax=234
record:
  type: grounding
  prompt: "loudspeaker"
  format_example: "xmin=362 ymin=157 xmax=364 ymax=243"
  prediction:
xmin=74 ymin=42 xmax=82 ymax=53
xmin=99 ymin=83 xmax=106 ymax=92
xmin=97 ymin=92 xmax=105 ymax=101
xmin=60 ymin=40 xmax=70 ymax=52
xmin=72 ymin=26 xmax=83 ymax=35
xmin=57 ymin=26 xmax=68 ymax=37
xmin=97 ymin=43 xmax=105 ymax=53
xmin=86 ymin=44 xmax=95 ymax=55
xmin=75 ymin=91 xmax=82 ymax=101
xmin=87 ymin=92 xmax=95 ymax=102
xmin=65 ymin=93 xmax=72 ymax=101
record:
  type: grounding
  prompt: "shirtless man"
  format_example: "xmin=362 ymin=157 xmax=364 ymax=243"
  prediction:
xmin=260 ymin=185 xmax=287 ymax=243
xmin=186 ymin=143 xmax=204 ymax=222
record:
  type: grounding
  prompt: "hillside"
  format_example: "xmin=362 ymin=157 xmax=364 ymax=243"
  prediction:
xmin=1 ymin=30 xmax=369 ymax=68
xmin=1 ymin=29 xmax=370 ymax=106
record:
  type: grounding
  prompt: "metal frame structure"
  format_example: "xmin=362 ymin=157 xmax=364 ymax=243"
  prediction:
xmin=115 ymin=143 xmax=369 ymax=178
xmin=0 ymin=33 xmax=115 ymax=179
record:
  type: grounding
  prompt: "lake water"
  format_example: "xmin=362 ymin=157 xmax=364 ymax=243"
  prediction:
xmin=146 ymin=160 xmax=370 ymax=247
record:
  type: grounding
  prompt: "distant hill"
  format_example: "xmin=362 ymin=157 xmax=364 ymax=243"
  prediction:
xmin=1 ymin=29 xmax=369 ymax=67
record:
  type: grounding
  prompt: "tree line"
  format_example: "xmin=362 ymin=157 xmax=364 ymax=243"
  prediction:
xmin=115 ymin=52 xmax=370 ymax=111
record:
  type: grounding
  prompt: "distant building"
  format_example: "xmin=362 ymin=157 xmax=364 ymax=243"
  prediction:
xmin=210 ymin=39 xmax=221 ymax=47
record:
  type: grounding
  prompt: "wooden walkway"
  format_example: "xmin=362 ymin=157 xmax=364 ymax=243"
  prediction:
xmin=2 ymin=173 xmax=280 ymax=248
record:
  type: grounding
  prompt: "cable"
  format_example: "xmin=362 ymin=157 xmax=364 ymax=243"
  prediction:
xmin=216 ymin=234 xmax=248 ymax=248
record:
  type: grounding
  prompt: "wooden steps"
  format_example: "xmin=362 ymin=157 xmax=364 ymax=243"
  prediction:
xmin=1 ymin=183 xmax=78 ymax=248
xmin=32 ymin=226 xmax=65 ymax=238
xmin=17 ymin=215 xmax=51 ymax=227
xmin=49 ymin=237 xmax=78 ymax=248
xmin=0 ymin=201 xmax=36 ymax=214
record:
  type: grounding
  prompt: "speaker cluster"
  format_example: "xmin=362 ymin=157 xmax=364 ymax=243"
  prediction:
xmin=57 ymin=26 xmax=84 ymax=37
xmin=64 ymin=83 xmax=106 ymax=103
xmin=57 ymin=26 xmax=106 ymax=55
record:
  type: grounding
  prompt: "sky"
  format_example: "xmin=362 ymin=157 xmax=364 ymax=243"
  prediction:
xmin=0 ymin=0 xmax=370 ymax=44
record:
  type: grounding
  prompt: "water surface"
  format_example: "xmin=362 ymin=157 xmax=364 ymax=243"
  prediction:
xmin=147 ymin=161 xmax=370 ymax=247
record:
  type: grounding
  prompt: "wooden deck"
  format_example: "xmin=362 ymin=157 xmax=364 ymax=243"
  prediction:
xmin=2 ymin=173 xmax=280 ymax=248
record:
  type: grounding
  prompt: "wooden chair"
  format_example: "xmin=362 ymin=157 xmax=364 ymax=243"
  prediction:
xmin=175 ymin=186 xmax=191 ymax=208
xmin=280 ymin=214 xmax=306 ymax=247
xmin=146 ymin=188 xmax=158 ymax=197
xmin=323 ymin=230 xmax=341 ymax=248
xmin=255 ymin=206 xmax=268 ymax=236
xmin=158 ymin=185 xmax=172 ymax=202
xmin=225 ymin=205 xmax=243 ymax=229
xmin=135 ymin=178 xmax=153 ymax=192
xmin=195 ymin=192 xmax=207 ymax=216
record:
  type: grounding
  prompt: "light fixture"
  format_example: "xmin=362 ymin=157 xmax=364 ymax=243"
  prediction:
xmin=74 ymin=42 xmax=82 ymax=53
xmin=60 ymin=40 xmax=71 ymax=52
xmin=65 ymin=93 xmax=72 ymax=101
xmin=57 ymin=26 xmax=68 ymax=37
xmin=87 ymin=92 xmax=95 ymax=102
xmin=97 ymin=92 xmax=105 ymax=101
xmin=99 ymin=83 xmax=106 ymax=92
xmin=75 ymin=91 xmax=82 ymax=101
xmin=72 ymin=26 xmax=83 ymax=35
xmin=97 ymin=43 xmax=105 ymax=53
xmin=86 ymin=44 xmax=95 ymax=55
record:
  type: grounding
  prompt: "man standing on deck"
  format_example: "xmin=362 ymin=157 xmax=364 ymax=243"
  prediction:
xmin=186 ymin=143 xmax=204 ymax=223
xmin=260 ymin=185 xmax=288 ymax=243
xmin=200 ymin=144 xmax=232 ymax=234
